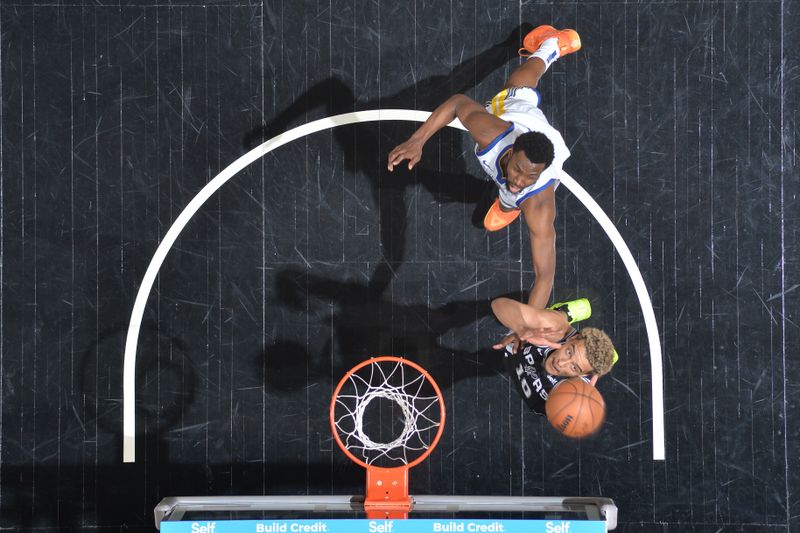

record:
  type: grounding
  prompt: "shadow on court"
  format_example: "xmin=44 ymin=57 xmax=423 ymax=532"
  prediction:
xmin=268 ymin=264 xmax=522 ymax=389
xmin=243 ymin=24 xmax=534 ymax=277
xmin=242 ymin=25 xmax=536 ymax=394
xmin=0 ymin=323 xmax=364 ymax=531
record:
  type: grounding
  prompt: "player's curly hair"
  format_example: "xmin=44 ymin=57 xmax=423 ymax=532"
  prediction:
xmin=579 ymin=327 xmax=616 ymax=376
xmin=513 ymin=131 xmax=555 ymax=169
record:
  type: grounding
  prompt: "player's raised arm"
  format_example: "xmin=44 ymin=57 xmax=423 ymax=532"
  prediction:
xmin=491 ymin=297 xmax=569 ymax=345
xmin=519 ymin=187 xmax=556 ymax=309
xmin=387 ymin=94 xmax=509 ymax=171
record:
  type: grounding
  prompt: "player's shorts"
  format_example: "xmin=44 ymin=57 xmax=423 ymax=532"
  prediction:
xmin=485 ymin=86 xmax=549 ymax=129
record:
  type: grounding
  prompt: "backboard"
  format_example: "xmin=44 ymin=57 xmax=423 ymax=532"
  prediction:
xmin=155 ymin=357 xmax=618 ymax=531
xmin=154 ymin=494 xmax=617 ymax=531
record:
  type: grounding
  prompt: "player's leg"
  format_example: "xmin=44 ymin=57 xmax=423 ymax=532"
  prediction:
xmin=505 ymin=57 xmax=549 ymax=89
xmin=484 ymin=25 xmax=582 ymax=232
xmin=504 ymin=25 xmax=581 ymax=89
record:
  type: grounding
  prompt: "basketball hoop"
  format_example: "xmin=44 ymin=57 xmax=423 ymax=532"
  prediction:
xmin=330 ymin=356 xmax=446 ymax=519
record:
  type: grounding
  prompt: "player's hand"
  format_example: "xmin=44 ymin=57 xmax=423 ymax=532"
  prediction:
xmin=492 ymin=332 xmax=521 ymax=352
xmin=517 ymin=324 xmax=564 ymax=346
xmin=518 ymin=331 xmax=562 ymax=349
xmin=493 ymin=330 xmax=562 ymax=352
xmin=387 ymin=138 xmax=423 ymax=171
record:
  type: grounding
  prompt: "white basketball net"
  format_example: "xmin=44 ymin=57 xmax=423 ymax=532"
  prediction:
xmin=332 ymin=359 xmax=442 ymax=467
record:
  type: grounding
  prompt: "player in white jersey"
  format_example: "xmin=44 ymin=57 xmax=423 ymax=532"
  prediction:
xmin=388 ymin=25 xmax=581 ymax=309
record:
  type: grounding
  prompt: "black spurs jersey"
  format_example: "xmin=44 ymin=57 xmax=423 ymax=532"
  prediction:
xmin=503 ymin=328 xmax=589 ymax=415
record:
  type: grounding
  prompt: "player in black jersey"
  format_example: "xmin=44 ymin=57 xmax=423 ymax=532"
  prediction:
xmin=491 ymin=297 xmax=616 ymax=415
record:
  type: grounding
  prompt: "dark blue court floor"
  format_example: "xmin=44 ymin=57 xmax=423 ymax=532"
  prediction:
xmin=1 ymin=1 xmax=798 ymax=531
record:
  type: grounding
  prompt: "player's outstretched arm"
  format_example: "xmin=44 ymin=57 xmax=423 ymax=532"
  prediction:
xmin=387 ymin=94 xmax=508 ymax=171
xmin=520 ymin=188 xmax=556 ymax=309
xmin=491 ymin=297 xmax=569 ymax=346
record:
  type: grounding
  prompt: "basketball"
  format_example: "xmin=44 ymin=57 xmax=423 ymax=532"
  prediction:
xmin=545 ymin=378 xmax=606 ymax=438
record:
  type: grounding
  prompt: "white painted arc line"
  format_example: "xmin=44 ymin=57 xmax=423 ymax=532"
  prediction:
xmin=122 ymin=110 xmax=450 ymax=462
xmin=122 ymin=109 xmax=664 ymax=463
xmin=558 ymin=172 xmax=665 ymax=461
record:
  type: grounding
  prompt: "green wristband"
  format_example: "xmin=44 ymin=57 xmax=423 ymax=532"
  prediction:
xmin=549 ymin=298 xmax=591 ymax=324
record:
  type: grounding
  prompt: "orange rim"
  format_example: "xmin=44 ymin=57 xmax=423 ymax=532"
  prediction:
xmin=329 ymin=355 xmax=446 ymax=470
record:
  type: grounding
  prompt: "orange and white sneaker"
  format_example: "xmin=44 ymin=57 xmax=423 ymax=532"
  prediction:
xmin=483 ymin=198 xmax=521 ymax=231
xmin=518 ymin=24 xmax=581 ymax=59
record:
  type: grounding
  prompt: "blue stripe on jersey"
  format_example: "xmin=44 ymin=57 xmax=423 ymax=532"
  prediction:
xmin=475 ymin=122 xmax=514 ymax=156
xmin=493 ymin=145 xmax=514 ymax=185
xmin=514 ymin=178 xmax=556 ymax=206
